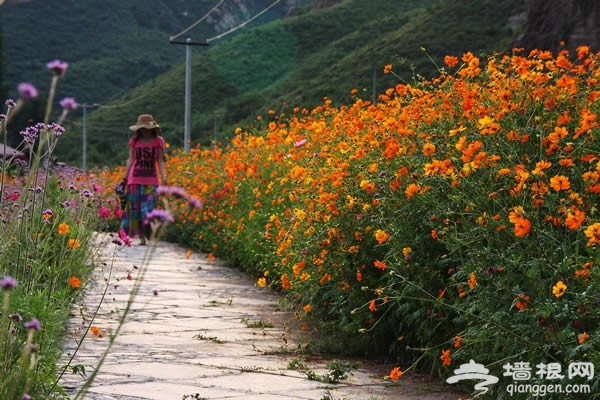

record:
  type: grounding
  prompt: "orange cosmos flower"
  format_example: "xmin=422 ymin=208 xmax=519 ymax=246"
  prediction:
xmin=549 ymin=175 xmax=571 ymax=191
xmin=68 ymin=276 xmax=81 ymax=288
xmin=374 ymin=260 xmax=387 ymax=271
xmin=431 ymin=229 xmax=439 ymax=240
xmin=369 ymin=299 xmax=377 ymax=312
xmin=58 ymin=222 xmax=70 ymax=235
xmin=383 ymin=64 xmax=393 ymax=74
xmin=387 ymin=366 xmax=403 ymax=380
xmin=422 ymin=142 xmax=436 ymax=156
xmin=405 ymin=183 xmax=421 ymax=200
xmin=281 ymin=274 xmax=291 ymax=290
xmin=578 ymin=332 xmax=588 ymax=344
xmin=374 ymin=229 xmax=390 ymax=244
xmin=565 ymin=208 xmax=585 ymax=230
xmin=360 ymin=179 xmax=375 ymax=193
xmin=303 ymin=303 xmax=312 ymax=313
xmin=513 ymin=217 xmax=531 ymax=237
xmin=454 ymin=336 xmax=463 ymax=348
xmin=90 ymin=326 xmax=103 ymax=338
xmin=467 ymin=272 xmax=477 ymax=290
xmin=444 ymin=55 xmax=458 ymax=67
xmin=515 ymin=294 xmax=530 ymax=311
xmin=441 ymin=349 xmax=451 ymax=366
xmin=532 ymin=160 xmax=552 ymax=175
xmin=68 ymin=238 xmax=81 ymax=249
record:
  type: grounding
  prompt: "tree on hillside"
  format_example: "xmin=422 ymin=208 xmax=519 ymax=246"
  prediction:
xmin=514 ymin=0 xmax=600 ymax=54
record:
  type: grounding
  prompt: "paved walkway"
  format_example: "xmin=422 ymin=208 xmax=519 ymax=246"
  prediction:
xmin=59 ymin=233 xmax=464 ymax=400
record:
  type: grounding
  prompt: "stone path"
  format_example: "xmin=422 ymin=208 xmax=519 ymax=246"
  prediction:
xmin=59 ymin=233 xmax=465 ymax=400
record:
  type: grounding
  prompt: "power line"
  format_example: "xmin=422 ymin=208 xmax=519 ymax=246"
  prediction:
xmin=170 ymin=0 xmax=226 ymax=41
xmin=206 ymin=0 xmax=281 ymax=43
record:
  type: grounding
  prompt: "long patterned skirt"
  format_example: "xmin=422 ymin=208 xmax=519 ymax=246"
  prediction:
xmin=120 ymin=184 xmax=157 ymax=239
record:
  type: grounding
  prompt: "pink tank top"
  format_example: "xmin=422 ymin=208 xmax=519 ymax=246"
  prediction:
xmin=126 ymin=136 xmax=165 ymax=185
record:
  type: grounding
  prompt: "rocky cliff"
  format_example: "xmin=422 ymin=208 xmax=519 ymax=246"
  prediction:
xmin=513 ymin=0 xmax=600 ymax=54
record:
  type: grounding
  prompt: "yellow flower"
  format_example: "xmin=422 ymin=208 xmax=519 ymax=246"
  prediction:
xmin=256 ymin=277 xmax=267 ymax=288
xmin=552 ymin=280 xmax=567 ymax=298
xmin=584 ymin=222 xmax=600 ymax=246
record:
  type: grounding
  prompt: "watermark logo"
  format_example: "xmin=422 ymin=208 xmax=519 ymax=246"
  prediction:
xmin=446 ymin=359 xmax=594 ymax=398
xmin=446 ymin=360 xmax=498 ymax=397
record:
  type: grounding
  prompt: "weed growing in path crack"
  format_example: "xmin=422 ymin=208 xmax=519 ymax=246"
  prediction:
xmin=193 ymin=333 xmax=225 ymax=344
xmin=289 ymin=357 xmax=358 ymax=384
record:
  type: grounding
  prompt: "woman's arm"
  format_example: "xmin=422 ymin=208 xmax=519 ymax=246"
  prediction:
xmin=123 ymin=145 xmax=134 ymax=181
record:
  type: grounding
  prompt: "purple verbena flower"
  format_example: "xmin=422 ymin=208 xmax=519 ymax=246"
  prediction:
xmin=17 ymin=82 xmax=39 ymax=101
xmin=24 ymin=318 xmax=41 ymax=331
xmin=157 ymin=185 xmax=189 ymax=199
xmin=144 ymin=209 xmax=174 ymax=224
xmin=5 ymin=99 xmax=16 ymax=108
xmin=47 ymin=122 xmax=65 ymax=137
xmin=19 ymin=126 xmax=39 ymax=145
xmin=47 ymin=59 xmax=68 ymax=76
xmin=1 ymin=275 xmax=17 ymax=290
xmin=59 ymin=97 xmax=78 ymax=111
xmin=22 ymin=393 xmax=31 ymax=400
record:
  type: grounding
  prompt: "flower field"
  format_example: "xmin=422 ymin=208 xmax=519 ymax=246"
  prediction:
xmin=99 ymin=47 xmax=600 ymax=396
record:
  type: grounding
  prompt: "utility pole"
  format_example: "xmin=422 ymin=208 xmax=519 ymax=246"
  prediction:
xmin=169 ymin=37 xmax=209 ymax=153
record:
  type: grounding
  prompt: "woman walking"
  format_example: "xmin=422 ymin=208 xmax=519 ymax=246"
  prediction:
xmin=120 ymin=114 xmax=167 ymax=245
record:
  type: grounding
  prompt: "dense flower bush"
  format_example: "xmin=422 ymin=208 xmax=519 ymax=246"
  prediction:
xmin=100 ymin=47 xmax=600 ymax=398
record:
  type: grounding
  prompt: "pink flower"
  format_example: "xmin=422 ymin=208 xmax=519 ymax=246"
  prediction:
xmin=294 ymin=138 xmax=307 ymax=148
xmin=98 ymin=207 xmax=111 ymax=219
xmin=114 ymin=207 xmax=123 ymax=220
xmin=118 ymin=228 xmax=132 ymax=247
xmin=92 ymin=183 xmax=102 ymax=192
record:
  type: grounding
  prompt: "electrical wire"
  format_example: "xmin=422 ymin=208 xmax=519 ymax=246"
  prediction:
xmin=206 ymin=0 xmax=281 ymax=43
xmin=170 ymin=0 xmax=226 ymax=41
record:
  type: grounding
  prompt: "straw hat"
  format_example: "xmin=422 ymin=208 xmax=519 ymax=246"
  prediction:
xmin=129 ymin=114 xmax=160 ymax=131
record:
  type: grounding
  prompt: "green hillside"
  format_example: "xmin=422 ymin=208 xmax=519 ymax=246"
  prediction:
xmin=2 ymin=0 xmax=524 ymax=168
